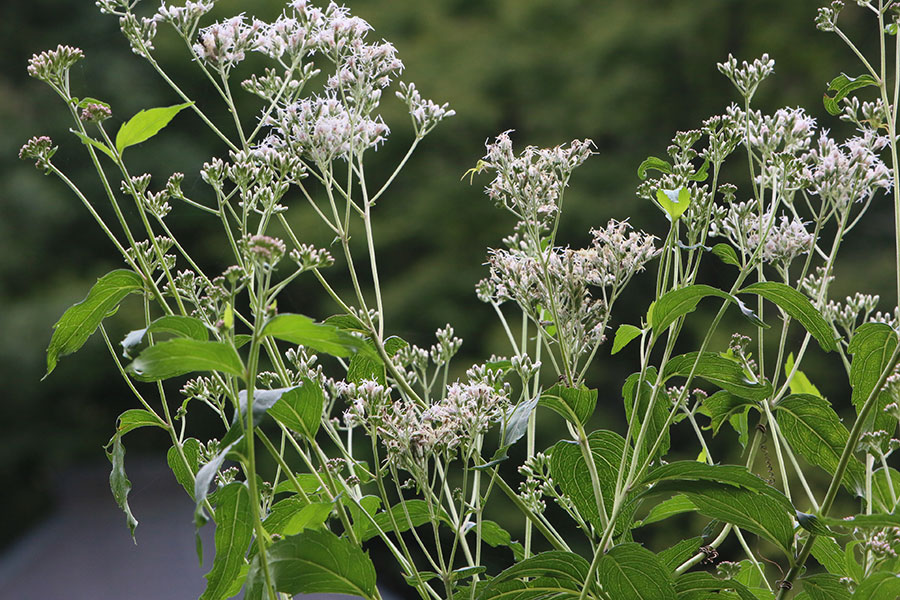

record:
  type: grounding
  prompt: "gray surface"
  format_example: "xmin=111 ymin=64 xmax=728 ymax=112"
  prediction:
xmin=0 ymin=459 xmax=385 ymax=599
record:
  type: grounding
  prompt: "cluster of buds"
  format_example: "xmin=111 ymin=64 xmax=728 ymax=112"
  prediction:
xmin=823 ymin=292 xmax=880 ymax=339
xmin=241 ymin=234 xmax=287 ymax=269
xmin=396 ymin=82 xmax=456 ymax=136
xmin=717 ymin=53 xmax=775 ymax=100
xmin=18 ymin=136 xmax=58 ymax=173
xmin=27 ymin=45 xmax=84 ymax=89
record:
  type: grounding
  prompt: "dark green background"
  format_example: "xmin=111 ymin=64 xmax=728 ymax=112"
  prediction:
xmin=0 ymin=0 xmax=888 ymax=554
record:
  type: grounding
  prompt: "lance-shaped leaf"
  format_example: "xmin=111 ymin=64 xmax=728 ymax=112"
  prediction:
xmin=612 ymin=324 xmax=643 ymax=355
xmin=663 ymin=352 xmax=773 ymax=401
xmin=597 ymin=543 xmax=676 ymax=600
xmin=501 ymin=394 xmax=539 ymax=448
xmin=45 ymin=269 xmax=144 ymax=376
xmin=194 ymin=440 xmax=240 ymax=528
xmin=267 ymin=378 xmax=325 ymax=440
xmin=477 ymin=551 xmax=590 ymax=599
xmin=105 ymin=432 xmax=138 ymax=540
xmin=539 ymin=383 xmax=597 ymax=425
xmin=263 ymin=498 xmax=333 ymax=537
xmin=121 ymin=315 xmax=209 ymax=358
xmin=848 ymin=322 xmax=899 ymax=444
xmin=651 ymin=284 xmax=735 ymax=335
xmin=358 ymin=499 xmax=452 ymax=542
xmin=711 ymin=243 xmax=741 ymax=268
xmin=637 ymin=462 xmax=788 ymax=506
xmin=70 ymin=128 xmax=115 ymax=160
xmin=126 ymin=339 xmax=244 ymax=381
xmin=245 ymin=529 xmax=377 ymax=599
xmin=219 ymin=385 xmax=304 ymax=447
xmin=199 ymin=482 xmax=253 ymax=600
xmin=634 ymin=494 xmax=696 ymax=528
xmin=116 ymin=101 xmax=193 ymax=153
xmin=739 ymin=282 xmax=837 ymax=352
xmin=823 ymin=73 xmax=879 ymax=116
xmin=168 ymin=438 xmax=201 ymax=499
xmin=261 ymin=313 xmax=371 ymax=358
xmin=775 ymin=394 xmax=866 ymax=496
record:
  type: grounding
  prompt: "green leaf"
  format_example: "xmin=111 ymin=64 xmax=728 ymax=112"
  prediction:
xmin=478 ymin=520 xmax=525 ymax=561
xmin=477 ymin=551 xmax=590 ymax=599
xmin=663 ymin=352 xmax=773 ymax=401
xmin=797 ymin=512 xmax=835 ymax=537
xmin=711 ymin=243 xmax=741 ymax=268
xmin=115 ymin=101 xmax=193 ymax=154
xmin=105 ymin=432 xmax=138 ymax=540
xmin=502 ymin=395 xmax=539 ymax=447
xmin=549 ymin=430 xmax=632 ymax=533
xmin=700 ymin=391 xmax=759 ymax=437
xmin=785 ymin=353 xmax=822 ymax=397
xmin=347 ymin=335 xmax=408 ymax=385
xmin=261 ymin=313 xmax=369 ymax=358
xmin=651 ymin=284 xmax=734 ymax=335
xmin=622 ymin=368 xmax=670 ymax=462
xmin=126 ymin=339 xmax=244 ymax=381
xmin=539 ymin=384 xmax=597 ymax=425
xmin=359 ymin=499 xmax=451 ymax=542
xmin=345 ymin=495 xmax=381 ymax=541
xmin=219 ymin=385 xmax=304 ymax=448
xmin=656 ymin=187 xmax=692 ymax=221
xmin=597 ymin=543 xmax=676 ymax=600
xmin=168 ymin=438 xmax=201 ymax=499
xmin=113 ymin=408 xmax=165 ymax=436
xmin=848 ymin=323 xmax=899 ymax=445
xmin=739 ymin=282 xmax=837 ymax=352
xmin=638 ymin=462 xmax=788 ymax=507
xmin=811 ymin=536 xmax=849 ymax=578
xmin=264 ymin=499 xmax=332 ymax=537
xmin=635 ymin=494 xmax=696 ymax=527
xmin=267 ymin=378 xmax=325 ymax=439
xmin=199 ymin=482 xmax=253 ymax=600
xmin=801 ymin=573 xmax=851 ymax=600
xmin=673 ymin=572 xmax=759 ymax=600
xmin=45 ymin=269 xmax=144 ymax=376
xmin=816 ymin=512 xmax=900 ymax=530
xmin=612 ymin=324 xmax=643 ymax=355
xmin=638 ymin=156 xmax=673 ymax=180
xmin=69 ymin=128 xmax=115 ymax=159
xmin=658 ymin=537 xmax=704 ymax=573
xmin=688 ymin=158 xmax=711 ymax=182
xmin=245 ymin=529 xmax=378 ymax=599
xmin=873 ymin=467 xmax=900 ymax=513
xmin=194 ymin=440 xmax=240 ymax=527
xmin=823 ymin=73 xmax=879 ymax=117
xmin=120 ymin=315 xmax=209 ymax=358
xmin=775 ymin=394 xmax=865 ymax=496
xmin=851 ymin=572 xmax=900 ymax=599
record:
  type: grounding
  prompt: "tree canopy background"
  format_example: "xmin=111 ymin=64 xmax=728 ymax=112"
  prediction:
xmin=0 ymin=0 xmax=886 ymax=551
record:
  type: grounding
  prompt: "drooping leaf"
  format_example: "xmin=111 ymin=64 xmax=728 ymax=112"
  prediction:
xmin=822 ymin=73 xmax=878 ymax=116
xmin=502 ymin=395 xmax=539 ymax=447
xmin=105 ymin=432 xmax=138 ymax=540
xmin=267 ymin=378 xmax=325 ymax=439
xmin=219 ymin=385 xmax=303 ymax=447
xmin=739 ymin=282 xmax=837 ymax=352
xmin=539 ymin=383 xmax=597 ymax=425
xmin=711 ymin=243 xmax=741 ymax=268
xmin=597 ymin=542 xmax=676 ymax=600
xmin=848 ymin=323 xmax=899 ymax=447
xmin=113 ymin=408 xmax=165 ymax=436
xmin=851 ymin=572 xmax=900 ymax=599
xmin=622 ymin=368 xmax=669 ymax=462
xmin=800 ymin=573 xmax=851 ymax=600
xmin=477 ymin=551 xmax=590 ymax=599
xmin=261 ymin=313 xmax=370 ymax=358
xmin=115 ymin=101 xmax=193 ymax=153
xmin=612 ymin=324 xmax=643 ymax=355
xmin=126 ymin=339 xmax=244 ymax=381
xmin=775 ymin=394 xmax=865 ymax=496
xmin=638 ymin=156 xmax=673 ymax=180
xmin=549 ymin=430 xmax=632 ymax=533
xmin=120 ymin=315 xmax=210 ymax=358
xmin=194 ymin=440 xmax=240 ymax=528
xmin=199 ymin=482 xmax=253 ymax=600
xmin=656 ymin=187 xmax=692 ymax=221
xmin=45 ymin=269 xmax=144 ymax=376
xmin=168 ymin=438 xmax=201 ymax=499
xmin=245 ymin=529 xmax=378 ymax=599
xmin=663 ymin=352 xmax=773 ymax=401
xmin=345 ymin=495 xmax=381 ymax=541
xmin=70 ymin=128 xmax=115 ymax=159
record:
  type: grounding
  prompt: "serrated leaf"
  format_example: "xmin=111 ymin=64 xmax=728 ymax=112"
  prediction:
xmin=347 ymin=335 xmax=408 ymax=385
xmin=651 ymin=284 xmax=734 ymax=334
xmin=739 ymin=282 xmax=837 ymax=352
xmin=612 ymin=324 xmax=643 ymax=355
xmin=45 ymin=269 xmax=144 ymax=376
xmin=823 ymin=73 xmax=878 ymax=117
xmin=658 ymin=537 xmax=704 ymax=573
xmin=811 ymin=536 xmax=849 ymax=578
xmin=121 ymin=315 xmax=210 ymax=358
xmin=598 ymin=543 xmax=676 ymax=600
xmin=656 ymin=187 xmax=692 ymax=221
xmin=267 ymin=378 xmax=325 ymax=439
xmin=848 ymin=323 xmax=899 ymax=449
xmin=245 ymin=529 xmax=378 ymax=599
xmin=168 ymin=438 xmax=201 ymax=499
xmin=851 ymin=572 xmax=900 ymax=599
xmin=638 ymin=156 xmax=673 ymax=180
xmin=711 ymin=243 xmax=741 ymax=267
xmin=539 ymin=383 xmax=597 ymax=425
xmin=638 ymin=462 xmax=786 ymax=506
xmin=126 ymin=339 xmax=244 ymax=381
xmin=477 ymin=551 xmax=590 ymax=599
xmin=673 ymin=572 xmax=759 ymax=600
xmin=70 ymin=128 xmax=115 ymax=159
xmin=635 ymin=494 xmax=696 ymax=527
xmin=199 ymin=482 xmax=253 ymax=600
xmin=700 ymin=391 xmax=759 ymax=437
xmin=105 ymin=433 xmax=138 ymax=540
xmin=801 ymin=573 xmax=851 ymax=600
xmin=264 ymin=499 xmax=332 ymax=537
xmin=345 ymin=495 xmax=381 ymax=541
xmin=261 ymin=313 xmax=370 ymax=358
xmin=663 ymin=352 xmax=773 ymax=401
xmin=775 ymin=394 xmax=865 ymax=496
xmin=816 ymin=512 xmax=900 ymax=530
xmin=115 ymin=102 xmax=193 ymax=153
xmin=797 ymin=512 xmax=835 ymax=537
xmin=872 ymin=467 xmax=900 ymax=513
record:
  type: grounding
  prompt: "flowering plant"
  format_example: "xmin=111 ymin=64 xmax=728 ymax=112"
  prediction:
xmin=21 ymin=1 xmax=900 ymax=599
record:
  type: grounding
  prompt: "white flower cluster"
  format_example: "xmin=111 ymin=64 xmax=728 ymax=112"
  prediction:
xmin=717 ymin=53 xmax=775 ymax=100
xmin=154 ymin=1 xmax=214 ymax=34
xmin=584 ymin=219 xmax=659 ymax=288
xmin=709 ymin=202 xmax=812 ymax=268
xmin=481 ymin=131 xmax=594 ymax=224
xmin=193 ymin=14 xmax=261 ymax=68
xmin=800 ymin=130 xmax=892 ymax=211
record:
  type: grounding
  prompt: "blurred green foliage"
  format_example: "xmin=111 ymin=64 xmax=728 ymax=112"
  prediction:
xmin=0 ymin=0 xmax=888 ymax=550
